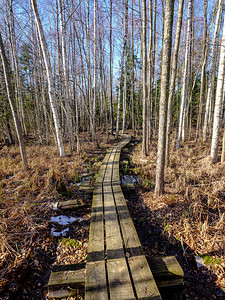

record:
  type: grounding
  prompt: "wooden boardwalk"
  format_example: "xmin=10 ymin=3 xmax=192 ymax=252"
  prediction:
xmin=85 ymin=135 xmax=161 ymax=299
xmin=48 ymin=135 xmax=183 ymax=299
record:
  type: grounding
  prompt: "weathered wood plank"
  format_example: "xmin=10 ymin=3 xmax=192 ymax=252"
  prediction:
xmin=48 ymin=287 xmax=83 ymax=299
xmin=112 ymin=149 xmax=162 ymax=299
xmin=148 ymin=256 xmax=184 ymax=288
xmin=107 ymin=258 xmax=135 ymax=299
xmin=103 ymin=148 xmax=134 ymax=298
xmin=85 ymin=150 xmax=112 ymax=300
xmin=85 ymin=261 xmax=108 ymax=299
xmin=48 ymin=268 xmax=85 ymax=289
xmin=121 ymin=183 xmax=135 ymax=191
xmin=57 ymin=199 xmax=86 ymax=210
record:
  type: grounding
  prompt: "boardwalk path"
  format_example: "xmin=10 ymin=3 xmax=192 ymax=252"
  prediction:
xmin=85 ymin=135 xmax=161 ymax=299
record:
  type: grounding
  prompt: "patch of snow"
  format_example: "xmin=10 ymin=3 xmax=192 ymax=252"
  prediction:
xmin=51 ymin=227 xmax=69 ymax=237
xmin=195 ymin=256 xmax=205 ymax=269
xmin=121 ymin=175 xmax=137 ymax=184
xmin=81 ymin=173 xmax=89 ymax=177
xmin=50 ymin=215 xmax=77 ymax=225
xmin=51 ymin=202 xmax=58 ymax=211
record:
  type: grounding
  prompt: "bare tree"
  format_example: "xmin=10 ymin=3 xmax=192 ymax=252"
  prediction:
xmin=211 ymin=19 xmax=225 ymax=163
xmin=155 ymin=0 xmax=174 ymax=196
xmin=176 ymin=0 xmax=193 ymax=150
xmin=0 ymin=31 xmax=28 ymax=170
xmin=31 ymin=0 xmax=65 ymax=156
xmin=165 ymin=0 xmax=184 ymax=165
xmin=203 ymin=0 xmax=223 ymax=141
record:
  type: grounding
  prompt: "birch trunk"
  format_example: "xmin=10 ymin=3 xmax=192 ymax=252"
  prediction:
xmin=122 ymin=7 xmax=128 ymax=135
xmin=0 ymin=31 xmax=28 ymax=170
xmin=58 ymin=0 xmax=73 ymax=153
xmin=176 ymin=0 xmax=192 ymax=150
xmin=115 ymin=0 xmax=128 ymax=140
xmin=93 ymin=0 xmax=97 ymax=142
xmin=8 ymin=0 xmax=27 ymax=136
xmin=29 ymin=0 xmax=42 ymax=144
xmin=211 ymin=20 xmax=225 ymax=163
xmin=196 ymin=0 xmax=208 ymax=140
xmin=131 ymin=0 xmax=135 ymax=132
xmin=165 ymin=0 xmax=184 ymax=165
xmin=141 ymin=0 xmax=147 ymax=156
xmin=203 ymin=0 xmax=223 ymax=141
xmin=155 ymin=0 xmax=174 ymax=196
xmin=109 ymin=0 xmax=114 ymax=134
xmin=221 ymin=128 xmax=225 ymax=163
xmin=31 ymin=0 xmax=65 ymax=156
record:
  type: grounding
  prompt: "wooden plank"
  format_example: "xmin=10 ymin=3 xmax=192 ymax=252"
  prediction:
xmin=103 ymin=148 xmax=135 ymax=299
xmin=85 ymin=150 xmax=113 ymax=300
xmin=48 ymin=287 xmax=83 ymax=299
xmin=48 ymin=268 xmax=85 ymax=289
xmin=148 ymin=256 xmax=184 ymax=288
xmin=48 ymin=255 xmax=183 ymax=297
xmin=112 ymin=149 xmax=162 ymax=299
xmin=58 ymin=199 xmax=86 ymax=210
xmin=107 ymin=259 xmax=135 ymax=300
xmin=85 ymin=261 xmax=108 ymax=299
xmin=121 ymin=183 xmax=135 ymax=191
xmin=85 ymin=184 xmax=107 ymax=299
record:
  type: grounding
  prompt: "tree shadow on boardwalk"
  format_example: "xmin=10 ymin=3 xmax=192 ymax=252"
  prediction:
xmin=124 ymin=187 xmax=225 ymax=300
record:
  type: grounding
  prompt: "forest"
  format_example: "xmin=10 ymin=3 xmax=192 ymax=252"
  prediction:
xmin=0 ymin=0 xmax=225 ymax=299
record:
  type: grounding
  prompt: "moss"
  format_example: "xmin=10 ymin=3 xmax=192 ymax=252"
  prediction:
xmin=200 ymin=255 xmax=222 ymax=267
xmin=61 ymin=238 xmax=82 ymax=249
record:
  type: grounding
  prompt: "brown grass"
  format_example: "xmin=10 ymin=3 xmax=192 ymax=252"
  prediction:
xmin=0 ymin=132 xmax=115 ymax=294
xmin=131 ymin=135 xmax=225 ymax=289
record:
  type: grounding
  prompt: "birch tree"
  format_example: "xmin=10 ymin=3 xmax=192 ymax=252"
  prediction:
xmin=211 ymin=20 xmax=225 ymax=163
xmin=176 ymin=0 xmax=193 ymax=150
xmin=0 ymin=31 xmax=28 ymax=170
xmin=141 ymin=0 xmax=147 ymax=156
xmin=165 ymin=0 xmax=184 ymax=165
xmin=115 ymin=0 xmax=128 ymax=140
xmin=155 ymin=0 xmax=174 ymax=196
xmin=196 ymin=0 xmax=208 ymax=140
xmin=31 ymin=0 xmax=65 ymax=156
xmin=203 ymin=0 xmax=223 ymax=141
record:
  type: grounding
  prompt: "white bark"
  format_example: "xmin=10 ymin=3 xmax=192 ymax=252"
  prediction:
xmin=0 ymin=31 xmax=28 ymax=170
xmin=115 ymin=0 xmax=128 ymax=140
xmin=211 ymin=20 xmax=225 ymax=163
xmin=141 ymin=0 xmax=147 ymax=156
xmin=203 ymin=0 xmax=223 ymax=141
xmin=176 ymin=0 xmax=192 ymax=150
xmin=155 ymin=0 xmax=174 ymax=196
xmin=165 ymin=0 xmax=184 ymax=164
xmin=93 ymin=0 xmax=97 ymax=141
xmin=29 ymin=0 xmax=42 ymax=144
xmin=31 ymin=0 xmax=65 ymax=156
xmin=58 ymin=0 xmax=73 ymax=153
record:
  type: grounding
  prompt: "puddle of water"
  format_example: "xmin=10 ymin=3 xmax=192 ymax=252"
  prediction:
xmin=6 ymin=175 xmax=13 ymax=179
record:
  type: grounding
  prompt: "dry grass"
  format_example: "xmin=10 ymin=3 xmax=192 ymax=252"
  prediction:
xmin=0 ymin=132 xmax=114 ymax=295
xmin=131 ymin=136 xmax=225 ymax=289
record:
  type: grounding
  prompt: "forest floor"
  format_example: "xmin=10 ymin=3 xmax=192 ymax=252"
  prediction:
xmin=0 ymin=131 xmax=224 ymax=299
